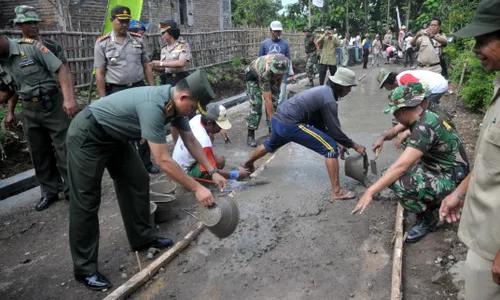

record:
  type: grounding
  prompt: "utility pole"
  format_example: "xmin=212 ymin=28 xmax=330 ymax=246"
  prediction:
xmin=405 ymin=0 xmax=411 ymax=28
xmin=364 ymin=0 xmax=368 ymax=31
xmin=387 ymin=0 xmax=390 ymax=29
xmin=345 ymin=0 xmax=349 ymax=34
xmin=322 ymin=1 xmax=326 ymax=27
xmin=309 ymin=0 xmax=312 ymax=28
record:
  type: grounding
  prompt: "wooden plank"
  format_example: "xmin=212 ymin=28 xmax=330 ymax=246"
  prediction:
xmin=391 ymin=203 xmax=405 ymax=300
xmin=102 ymin=222 xmax=205 ymax=300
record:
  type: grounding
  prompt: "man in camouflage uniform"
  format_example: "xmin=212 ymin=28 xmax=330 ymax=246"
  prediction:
xmin=5 ymin=6 xmax=73 ymax=204
xmin=353 ymin=82 xmax=469 ymax=243
xmin=245 ymin=54 xmax=290 ymax=147
xmin=303 ymin=28 xmax=319 ymax=87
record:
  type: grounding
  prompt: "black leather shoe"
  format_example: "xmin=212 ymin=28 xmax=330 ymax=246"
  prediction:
xmin=406 ymin=209 xmax=438 ymax=243
xmin=75 ymin=271 xmax=112 ymax=290
xmin=132 ymin=237 xmax=174 ymax=252
xmin=247 ymin=135 xmax=257 ymax=147
xmin=146 ymin=164 xmax=161 ymax=174
xmin=35 ymin=196 xmax=58 ymax=211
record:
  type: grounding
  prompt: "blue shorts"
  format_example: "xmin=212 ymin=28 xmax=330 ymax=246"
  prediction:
xmin=263 ymin=117 xmax=339 ymax=158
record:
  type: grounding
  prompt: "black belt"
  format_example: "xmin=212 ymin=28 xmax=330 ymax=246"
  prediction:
xmin=82 ymin=108 xmax=105 ymax=132
xmin=161 ymin=72 xmax=189 ymax=79
xmin=418 ymin=62 xmax=440 ymax=68
xmin=107 ymin=80 xmax=144 ymax=88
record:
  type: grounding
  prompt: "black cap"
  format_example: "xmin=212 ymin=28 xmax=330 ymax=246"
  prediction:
xmin=111 ymin=5 xmax=131 ymax=20
xmin=159 ymin=20 xmax=178 ymax=33
xmin=184 ymin=70 xmax=216 ymax=114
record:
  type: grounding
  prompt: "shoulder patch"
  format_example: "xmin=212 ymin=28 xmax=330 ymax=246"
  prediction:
xmin=130 ymin=32 xmax=142 ymax=38
xmin=20 ymin=38 xmax=35 ymax=44
xmin=97 ymin=34 xmax=110 ymax=42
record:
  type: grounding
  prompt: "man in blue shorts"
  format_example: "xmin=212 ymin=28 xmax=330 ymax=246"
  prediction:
xmin=242 ymin=67 xmax=366 ymax=201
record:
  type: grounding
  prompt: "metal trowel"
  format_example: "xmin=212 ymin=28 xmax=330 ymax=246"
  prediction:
xmin=370 ymin=148 xmax=381 ymax=176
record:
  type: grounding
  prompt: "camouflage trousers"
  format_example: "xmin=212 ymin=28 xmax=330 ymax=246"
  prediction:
xmin=306 ymin=52 xmax=318 ymax=81
xmin=247 ymin=80 xmax=279 ymax=130
xmin=384 ymin=163 xmax=458 ymax=213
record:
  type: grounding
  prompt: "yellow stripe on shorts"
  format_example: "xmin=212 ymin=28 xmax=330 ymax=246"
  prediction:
xmin=298 ymin=124 xmax=334 ymax=152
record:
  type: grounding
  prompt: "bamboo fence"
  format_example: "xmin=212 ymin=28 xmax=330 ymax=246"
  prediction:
xmin=0 ymin=28 xmax=304 ymax=90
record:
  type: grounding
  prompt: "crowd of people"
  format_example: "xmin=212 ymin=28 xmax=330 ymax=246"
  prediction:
xmin=1 ymin=0 xmax=499 ymax=298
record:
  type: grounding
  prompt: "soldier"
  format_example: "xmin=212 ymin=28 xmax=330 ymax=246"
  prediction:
xmin=353 ymin=83 xmax=469 ymax=243
xmin=6 ymin=5 xmax=73 ymax=207
xmin=0 ymin=26 xmax=78 ymax=212
xmin=317 ymin=26 xmax=341 ymax=85
xmin=303 ymin=28 xmax=319 ymax=87
xmin=94 ymin=5 xmax=159 ymax=174
xmin=245 ymin=54 xmax=290 ymax=147
xmin=67 ymin=70 xmax=226 ymax=290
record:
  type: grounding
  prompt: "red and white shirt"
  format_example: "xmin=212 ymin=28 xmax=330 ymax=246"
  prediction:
xmin=396 ymin=70 xmax=448 ymax=94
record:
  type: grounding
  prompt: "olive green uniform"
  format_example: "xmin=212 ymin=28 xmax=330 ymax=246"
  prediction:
xmin=67 ymin=85 xmax=191 ymax=275
xmin=0 ymin=38 xmax=70 ymax=199
xmin=304 ymin=35 xmax=318 ymax=81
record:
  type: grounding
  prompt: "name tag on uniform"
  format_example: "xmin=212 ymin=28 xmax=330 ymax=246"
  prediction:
xmin=19 ymin=59 xmax=34 ymax=68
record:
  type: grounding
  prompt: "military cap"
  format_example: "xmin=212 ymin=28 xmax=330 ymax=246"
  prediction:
xmin=453 ymin=0 xmax=500 ymax=38
xmin=303 ymin=28 xmax=312 ymax=32
xmin=184 ymin=69 xmax=216 ymax=113
xmin=159 ymin=20 xmax=178 ymax=34
xmin=111 ymin=5 xmax=131 ymax=20
xmin=13 ymin=5 xmax=42 ymax=24
xmin=130 ymin=20 xmax=146 ymax=32
xmin=268 ymin=54 xmax=290 ymax=75
xmin=376 ymin=68 xmax=392 ymax=89
xmin=383 ymin=82 xmax=427 ymax=114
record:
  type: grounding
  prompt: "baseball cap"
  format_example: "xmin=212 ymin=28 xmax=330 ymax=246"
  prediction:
xmin=267 ymin=54 xmax=290 ymax=75
xmin=329 ymin=67 xmax=357 ymax=87
xmin=383 ymin=82 xmax=426 ymax=114
xmin=376 ymin=68 xmax=392 ymax=89
xmin=184 ymin=70 xmax=216 ymax=113
xmin=453 ymin=0 xmax=500 ymax=38
xmin=13 ymin=5 xmax=42 ymax=24
xmin=111 ymin=5 xmax=131 ymax=20
xmin=206 ymin=105 xmax=232 ymax=130
xmin=270 ymin=21 xmax=283 ymax=31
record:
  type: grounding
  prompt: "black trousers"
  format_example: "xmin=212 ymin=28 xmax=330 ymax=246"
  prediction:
xmin=160 ymin=72 xmax=190 ymax=86
xmin=404 ymin=48 xmax=414 ymax=67
xmin=106 ymin=81 xmax=154 ymax=170
xmin=318 ymin=64 xmax=337 ymax=85
xmin=362 ymin=48 xmax=369 ymax=68
xmin=440 ymin=54 xmax=449 ymax=79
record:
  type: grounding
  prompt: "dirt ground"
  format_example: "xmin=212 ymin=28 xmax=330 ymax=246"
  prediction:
xmin=0 ymin=64 xmax=484 ymax=300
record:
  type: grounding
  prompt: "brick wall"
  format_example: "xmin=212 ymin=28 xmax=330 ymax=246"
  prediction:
xmin=0 ymin=0 xmax=230 ymax=32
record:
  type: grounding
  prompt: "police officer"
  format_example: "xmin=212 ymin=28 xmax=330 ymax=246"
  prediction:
xmin=245 ymin=54 xmax=290 ymax=147
xmin=94 ymin=5 xmax=159 ymax=174
xmin=6 ymin=5 xmax=73 ymax=208
xmin=0 ymin=27 xmax=78 ymax=212
xmin=303 ymin=28 xmax=319 ymax=87
xmin=67 ymin=70 xmax=226 ymax=290
xmin=129 ymin=19 xmax=147 ymax=37
xmin=353 ymin=83 xmax=469 ymax=243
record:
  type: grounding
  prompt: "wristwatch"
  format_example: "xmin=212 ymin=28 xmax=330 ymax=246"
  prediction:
xmin=208 ymin=169 xmax=219 ymax=176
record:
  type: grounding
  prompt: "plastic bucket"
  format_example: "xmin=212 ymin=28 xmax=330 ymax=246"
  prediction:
xmin=150 ymin=193 xmax=176 ymax=223
xmin=149 ymin=201 xmax=157 ymax=226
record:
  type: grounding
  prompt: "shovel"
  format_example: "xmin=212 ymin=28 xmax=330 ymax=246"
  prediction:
xmin=370 ymin=148 xmax=381 ymax=176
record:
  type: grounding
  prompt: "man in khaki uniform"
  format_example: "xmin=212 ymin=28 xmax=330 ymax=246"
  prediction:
xmin=439 ymin=1 xmax=500 ymax=298
xmin=0 ymin=29 xmax=78 ymax=211
xmin=317 ymin=27 xmax=341 ymax=85
xmin=94 ymin=5 xmax=159 ymax=174
xmin=411 ymin=18 xmax=447 ymax=74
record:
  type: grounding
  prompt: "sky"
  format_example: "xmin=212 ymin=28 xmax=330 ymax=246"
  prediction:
xmin=281 ymin=0 xmax=299 ymax=13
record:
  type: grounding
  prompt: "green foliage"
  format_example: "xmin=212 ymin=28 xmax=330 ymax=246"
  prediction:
xmin=231 ymin=56 xmax=242 ymax=68
xmin=232 ymin=0 xmax=282 ymax=27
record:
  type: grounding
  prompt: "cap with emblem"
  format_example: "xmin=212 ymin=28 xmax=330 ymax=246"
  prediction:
xmin=159 ymin=20 xmax=178 ymax=34
xmin=206 ymin=105 xmax=232 ymax=130
xmin=129 ymin=20 xmax=146 ymax=32
xmin=270 ymin=21 xmax=283 ymax=31
xmin=329 ymin=67 xmax=357 ymax=87
xmin=376 ymin=68 xmax=391 ymax=89
xmin=13 ymin=5 xmax=42 ymax=24
xmin=268 ymin=54 xmax=290 ymax=75
xmin=184 ymin=69 xmax=216 ymax=113
xmin=453 ymin=0 xmax=500 ymax=38
xmin=383 ymin=82 xmax=427 ymax=114
xmin=111 ymin=5 xmax=131 ymax=20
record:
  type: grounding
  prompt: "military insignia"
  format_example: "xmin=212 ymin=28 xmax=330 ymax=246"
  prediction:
xmin=130 ymin=32 xmax=141 ymax=38
xmin=165 ymin=101 xmax=173 ymax=114
xmin=197 ymin=102 xmax=207 ymax=115
xmin=20 ymin=38 xmax=34 ymax=44
xmin=40 ymin=45 xmax=49 ymax=53
xmin=442 ymin=120 xmax=452 ymax=131
xmin=18 ymin=59 xmax=34 ymax=67
xmin=97 ymin=34 xmax=110 ymax=42
xmin=123 ymin=9 xmax=127 ymax=14
xmin=20 ymin=51 xmax=27 ymax=61
xmin=110 ymin=57 xmax=117 ymax=63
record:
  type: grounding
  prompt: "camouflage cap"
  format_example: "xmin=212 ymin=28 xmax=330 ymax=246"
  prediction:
xmin=383 ymin=82 xmax=427 ymax=114
xmin=376 ymin=68 xmax=391 ymax=89
xmin=268 ymin=54 xmax=290 ymax=75
xmin=13 ymin=5 xmax=42 ymax=24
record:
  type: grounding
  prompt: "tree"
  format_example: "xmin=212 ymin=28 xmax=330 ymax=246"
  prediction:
xmin=231 ymin=0 xmax=282 ymax=27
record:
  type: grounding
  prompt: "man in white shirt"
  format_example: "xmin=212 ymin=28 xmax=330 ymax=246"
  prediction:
xmin=173 ymin=105 xmax=250 ymax=180
xmin=404 ymin=32 xmax=415 ymax=68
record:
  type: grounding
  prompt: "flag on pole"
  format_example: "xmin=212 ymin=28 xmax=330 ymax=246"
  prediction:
xmin=312 ymin=0 xmax=324 ymax=8
xmin=101 ymin=0 xmax=144 ymax=34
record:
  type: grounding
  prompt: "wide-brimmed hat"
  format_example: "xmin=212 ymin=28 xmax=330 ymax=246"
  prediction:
xmin=377 ymin=68 xmax=392 ymax=89
xmin=13 ymin=6 xmax=42 ymax=24
xmin=329 ymin=67 xmax=357 ymax=87
xmin=383 ymin=82 xmax=426 ymax=114
xmin=206 ymin=105 xmax=232 ymax=130
xmin=454 ymin=0 xmax=500 ymax=38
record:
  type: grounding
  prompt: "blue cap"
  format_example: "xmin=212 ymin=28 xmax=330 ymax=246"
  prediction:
xmin=129 ymin=20 xmax=146 ymax=32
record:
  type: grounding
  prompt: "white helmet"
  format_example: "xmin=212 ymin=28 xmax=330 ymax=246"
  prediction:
xmin=270 ymin=20 xmax=283 ymax=31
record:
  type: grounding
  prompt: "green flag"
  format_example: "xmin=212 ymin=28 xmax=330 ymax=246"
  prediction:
xmin=101 ymin=0 xmax=144 ymax=35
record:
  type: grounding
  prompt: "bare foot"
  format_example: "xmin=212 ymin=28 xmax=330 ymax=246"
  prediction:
xmin=331 ymin=189 xmax=357 ymax=201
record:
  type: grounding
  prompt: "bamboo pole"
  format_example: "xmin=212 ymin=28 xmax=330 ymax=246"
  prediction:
xmin=391 ymin=203 xmax=404 ymax=300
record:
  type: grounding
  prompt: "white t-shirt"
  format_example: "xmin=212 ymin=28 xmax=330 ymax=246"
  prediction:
xmin=396 ymin=70 xmax=448 ymax=94
xmin=404 ymin=36 xmax=413 ymax=50
xmin=172 ymin=115 xmax=212 ymax=171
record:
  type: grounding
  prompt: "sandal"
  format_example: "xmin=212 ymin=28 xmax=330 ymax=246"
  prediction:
xmin=331 ymin=190 xmax=357 ymax=201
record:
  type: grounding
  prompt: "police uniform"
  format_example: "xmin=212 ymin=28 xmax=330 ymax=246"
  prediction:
xmin=0 ymin=36 xmax=71 ymax=207
xmin=158 ymin=20 xmax=191 ymax=86
xmin=245 ymin=54 xmax=290 ymax=147
xmin=303 ymin=29 xmax=318 ymax=85
xmin=67 ymin=69 xmax=214 ymax=289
